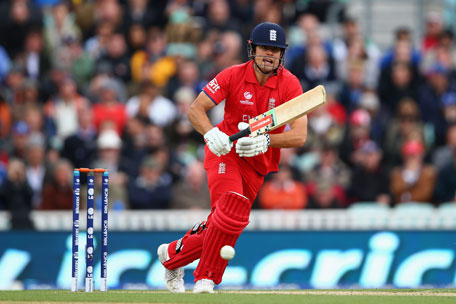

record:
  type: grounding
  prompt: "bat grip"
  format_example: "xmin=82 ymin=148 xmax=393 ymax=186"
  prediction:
xmin=229 ymin=127 xmax=251 ymax=142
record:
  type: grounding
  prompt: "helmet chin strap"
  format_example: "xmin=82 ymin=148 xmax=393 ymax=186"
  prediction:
xmin=252 ymin=55 xmax=282 ymax=76
xmin=248 ymin=44 xmax=285 ymax=76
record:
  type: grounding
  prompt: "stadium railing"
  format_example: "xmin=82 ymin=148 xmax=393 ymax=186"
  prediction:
xmin=1 ymin=203 xmax=455 ymax=231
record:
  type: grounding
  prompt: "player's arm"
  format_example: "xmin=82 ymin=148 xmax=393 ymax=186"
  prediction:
xmin=269 ymin=115 xmax=308 ymax=148
xmin=188 ymin=92 xmax=216 ymax=135
xmin=189 ymin=92 xmax=233 ymax=156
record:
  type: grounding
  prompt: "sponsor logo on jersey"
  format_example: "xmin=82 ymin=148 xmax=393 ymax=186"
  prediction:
xmin=268 ymin=97 xmax=276 ymax=110
xmin=240 ymin=100 xmax=254 ymax=105
xmin=240 ymin=91 xmax=254 ymax=105
xmin=207 ymin=78 xmax=220 ymax=93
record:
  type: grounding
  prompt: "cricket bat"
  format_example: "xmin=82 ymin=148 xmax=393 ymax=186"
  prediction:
xmin=229 ymin=85 xmax=326 ymax=142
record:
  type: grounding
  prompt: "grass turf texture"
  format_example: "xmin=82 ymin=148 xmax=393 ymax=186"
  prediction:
xmin=0 ymin=290 xmax=455 ymax=304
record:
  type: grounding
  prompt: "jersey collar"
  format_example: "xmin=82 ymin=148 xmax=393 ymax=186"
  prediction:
xmin=246 ymin=60 xmax=279 ymax=89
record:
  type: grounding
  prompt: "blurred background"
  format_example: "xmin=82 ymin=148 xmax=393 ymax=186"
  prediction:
xmin=0 ymin=0 xmax=456 ymax=290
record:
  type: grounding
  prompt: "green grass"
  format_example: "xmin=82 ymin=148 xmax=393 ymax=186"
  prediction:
xmin=0 ymin=289 xmax=455 ymax=304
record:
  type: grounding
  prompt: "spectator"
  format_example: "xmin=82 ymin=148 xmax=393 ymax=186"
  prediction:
xmin=166 ymin=59 xmax=202 ymax=98
xmin=210 ymin=31 xmax=243 ymax=75
xmin=44 ymin=77 xmax=89 ymax=141
xmin=378 ymin=61 xmax=420 ymax=116
xmin=93 ymin=0 xmax=125 ymax=33
xmin=61 ymin=105 xmax=97 ymax=169
xmin=339 ymin=109 xmax=372 ymax=167
xmin=286 ymin=13 xmax=323 ymax=61
xmin=195 ymin=33 xmax=217 ymax=81
xmin=421 ymin=29 xmax=456 ymax=74
xmin=422 ymin=11 xmax=444 ymax=53
xmin=434 ymin=149 xmax=456 ymax=203
xmin=124 ymin=0 xmax=161 ymax=29
xmin=43 ymin=1 xmax=82 ymax=66
xmin=87 ymin=66 xmax=127 ymax=103
xmin=96 ymin=33 xmax=131 ymax=83
xmin=126 ymin=80 xmax=176 ymax=127
xmin=25 ymin=132 xmax=47 ymax=208
xmin=92 ymin=79 xmax=128 ymax=135
xmin=442 ymin=92 xmax=456 ymax=131
xmin=16 ymin=29 xmax=51 ymax=81
xmin=10 ymin=79 xmax=41 ymax=126
xmin=64 ymin=37 xmax=95 ymax=89
xmin=121 ymin=116 xmax=150 ymax=178
xmin=24 ymin=106 xmax=44 ymax=136
xmin=84 ymin=20 xmax=115 ymax=60
xmin=307 ymin=180 xmax=344 ymax=209
xmin=358 ymin=91 xmax=388 ymax=144
xmin=289 ymin=42 xmax=337 ymax=91
xmin=305 ymin=95 xmax=345 ymax=149
xmin=390 ymin=140 xmax=437 ymax=204
xmin=130 ymin=28 xmax=176 ymax=87
xmin=171 ymin=160 xmax=211 ymax=209
xmin=380 ymin=27 xmax=421 ymax=69
xmin=167 ymin=87 xmax=201 ymax=153
xmin=126 ymin=23 xmax=147 ymax=56
xmin=305 ymin=142 xmax=351 ymax=197
xmin=333 ymin=17 xmax=380 ymax=88
xmin=258 ymin=164 xmax=307 ymax=209
xmin=8 ymin=121 xmax=31 ymax=160
xmin=147 ymin=126 xmax=184 ymax=183
xmin=338 ymin=59 xmax=367 ymax=114
xmin=0 ymin=0 xmax=43 ymax=58
xmin=348 ymin=140 xmax=390 ymax=205
xmin=127 ymin=155 xmax=172 ymax=209
xmin=0 ymin=45 xmax=11 ymax=81
xmin=92 ymin=129 xmax=128 ymax=208
xmin=202 ymin=0 xmax=240 ymax=35
xmin=418 ymin=64 xmax=455 ymax=146
xmin=432 ymin=124 xmax=456 ymax=171
xmin=41 ymin=159 xmax=73 ymax=210
xmin=2 ymin=65 xmax=27 ymax=104
xmin=0 ymin=96 xmax=12 ymax=139
xmin=0 ymin=158 xmax=34 ymax=229
xmin=383 ymin=98 xmax=428 ymax=167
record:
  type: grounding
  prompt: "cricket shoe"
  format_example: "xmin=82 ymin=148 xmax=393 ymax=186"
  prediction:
xmin=193 ymin=279 xmax=215 ymax=293
xmin=157 ymin=243 xmax=185 ymax=293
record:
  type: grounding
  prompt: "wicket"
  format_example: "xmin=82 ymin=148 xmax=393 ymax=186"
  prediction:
xmin=71 ymin=168 xmax=109 ymax=292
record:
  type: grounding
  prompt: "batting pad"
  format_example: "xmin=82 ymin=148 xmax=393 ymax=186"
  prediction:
xmin=194 ymin=191 xmax=250 ymax=284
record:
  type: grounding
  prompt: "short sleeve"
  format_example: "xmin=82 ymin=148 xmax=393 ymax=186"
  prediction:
xmin=202 ymin=67 xmax=232 ymax=105
xmin=284 ymin=74 xmax=303 ymax=102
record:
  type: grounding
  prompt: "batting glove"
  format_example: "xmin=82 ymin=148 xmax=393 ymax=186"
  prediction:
xmin=204 ymin=127 xmax=233 ymax=157
xmin=235 ymin=122 xmax=270 ymax=157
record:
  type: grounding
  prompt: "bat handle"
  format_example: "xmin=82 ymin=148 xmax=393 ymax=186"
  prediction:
xmin=229 ymin=127 xmax=251 ymax=142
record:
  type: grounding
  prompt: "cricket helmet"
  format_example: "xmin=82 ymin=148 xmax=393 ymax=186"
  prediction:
xmin=248 ymin=22 xmax=287 ymax=75
xmin=249 ymin=22 xmax=288 ymax=49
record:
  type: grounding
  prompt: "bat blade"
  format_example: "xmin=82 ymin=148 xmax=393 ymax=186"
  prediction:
xmin=229 ymin=85 xmax=326 ymax=141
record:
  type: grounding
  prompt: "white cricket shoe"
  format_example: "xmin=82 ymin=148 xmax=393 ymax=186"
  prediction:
xmin=193 ymin=279 xmax=215 ymax=293
xmin=157 ymin=243 xmax=185 ymax=293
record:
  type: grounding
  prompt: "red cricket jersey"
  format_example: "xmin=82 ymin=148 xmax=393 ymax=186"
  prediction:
xmin=203 ymin=61 xmax=303 ymax=175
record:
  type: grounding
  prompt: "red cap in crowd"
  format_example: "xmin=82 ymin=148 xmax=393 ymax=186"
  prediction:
xmin=401 ymin=140 xmax=424 ymax=156
xmin=349 ymin=109 xmax=371 ymax=127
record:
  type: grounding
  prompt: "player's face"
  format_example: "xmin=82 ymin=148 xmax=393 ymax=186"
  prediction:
xmin=254 ymin=45 xmax=282 ymax=73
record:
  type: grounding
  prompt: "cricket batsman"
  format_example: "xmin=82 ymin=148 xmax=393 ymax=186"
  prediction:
xmin=157 ymin=22 xmax=308 ymax=293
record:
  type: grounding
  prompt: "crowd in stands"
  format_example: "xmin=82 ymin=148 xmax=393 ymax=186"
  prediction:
xmin=0 ymin=0 xmax=455 ymax=229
